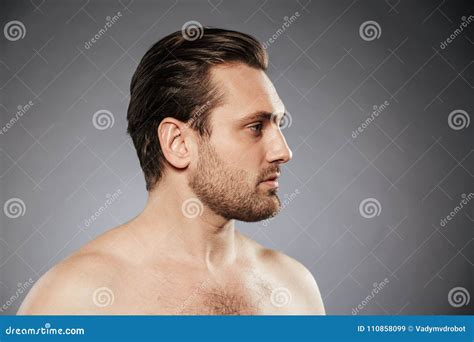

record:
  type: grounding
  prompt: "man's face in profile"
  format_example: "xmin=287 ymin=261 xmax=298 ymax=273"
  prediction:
xmin=189 ymin=63 xmax=292 ymax=222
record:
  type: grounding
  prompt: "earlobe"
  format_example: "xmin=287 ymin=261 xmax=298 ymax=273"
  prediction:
xmin=158 ymin=119 xmax=191 ymax=169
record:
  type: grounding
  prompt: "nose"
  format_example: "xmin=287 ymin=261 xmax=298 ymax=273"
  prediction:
xmin=266 ymin=128 xmax=292 ymax=164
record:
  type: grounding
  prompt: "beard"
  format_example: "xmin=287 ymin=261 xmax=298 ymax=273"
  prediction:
xmin=189 ymin=139 xmax=281 ymax=222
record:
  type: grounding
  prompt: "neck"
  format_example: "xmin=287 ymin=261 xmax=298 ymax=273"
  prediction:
xmin=130 ymin=177 xmax=238 ymax=270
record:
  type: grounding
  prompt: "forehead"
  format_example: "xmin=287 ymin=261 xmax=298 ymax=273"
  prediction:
xmin=209 ymin=63 xmax=285 ymax=119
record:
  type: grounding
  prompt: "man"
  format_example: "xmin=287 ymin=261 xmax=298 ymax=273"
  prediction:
xmin=18 ymin=28 xmax=325 ymax=315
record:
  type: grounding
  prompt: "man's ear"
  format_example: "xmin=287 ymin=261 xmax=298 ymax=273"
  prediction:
xmin=158 ymin=118 xmax=192 ymax=169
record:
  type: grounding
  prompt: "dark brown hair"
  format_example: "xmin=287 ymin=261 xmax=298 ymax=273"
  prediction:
xmin=127 ymin=28 xmax=268 ymax=191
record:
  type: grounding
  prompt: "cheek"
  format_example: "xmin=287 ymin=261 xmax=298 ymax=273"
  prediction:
xmin=209 ymin=126 xmax=239 ymax=152
xmin=225 ymin=144 xmax=260 ymax=170
xmin=232 ymin=158 xmax=261 ymax=184
xmin=209 ymin=126 xmax=265 ymax=175
xmin=211 ymin=129 xmax=254 ymax=158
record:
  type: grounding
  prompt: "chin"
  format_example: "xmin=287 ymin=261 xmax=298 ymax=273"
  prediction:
xmin=253 ymin=200 xmax=282 ymax=222
xmin=233 ymin=202 xmax=281 ymax=222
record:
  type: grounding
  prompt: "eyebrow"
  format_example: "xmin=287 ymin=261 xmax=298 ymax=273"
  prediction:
xmin=238 ymin=111 xmax=285 ymax=124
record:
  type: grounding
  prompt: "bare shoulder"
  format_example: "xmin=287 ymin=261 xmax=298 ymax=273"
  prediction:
xmin=263 ymin=248 xmax=325 ymax=314
xmin=240 ymin=234 xmax=325 ymax=314
xmin=18 ymin=236 xmax=125 ymax=315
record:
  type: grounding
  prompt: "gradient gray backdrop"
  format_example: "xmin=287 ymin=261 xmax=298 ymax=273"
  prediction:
xmin=1 ymin=0 xmax=473 ymax=315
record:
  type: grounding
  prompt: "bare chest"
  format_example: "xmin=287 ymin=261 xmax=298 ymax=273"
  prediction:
xmin=115 ymin=271 xmax=275 ymax=315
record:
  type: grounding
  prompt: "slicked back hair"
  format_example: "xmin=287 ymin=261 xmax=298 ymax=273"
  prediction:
xmin=127 ymin=28 xmax=268 ymax=191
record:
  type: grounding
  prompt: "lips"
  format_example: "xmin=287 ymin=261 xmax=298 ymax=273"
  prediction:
xmin=260 ymin=173 xmax=280 ymax=188
xmin=262 ymin=173 xmax=279 ymax=182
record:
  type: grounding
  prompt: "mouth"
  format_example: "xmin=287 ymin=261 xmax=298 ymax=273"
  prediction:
xmin=260 ymin=173 xmax=280 ymax=188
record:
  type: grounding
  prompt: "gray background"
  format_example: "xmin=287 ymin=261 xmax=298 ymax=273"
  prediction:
xmin=1 ymin=0 xmax=473 ymax=315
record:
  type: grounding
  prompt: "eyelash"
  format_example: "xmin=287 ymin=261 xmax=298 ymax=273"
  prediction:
xmin=249 ymin=123 xmax=263 ymax=134
xmin=249 ymin=118 xmax=285 ymax=135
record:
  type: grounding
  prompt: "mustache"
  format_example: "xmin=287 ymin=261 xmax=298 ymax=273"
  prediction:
xmin=257 ymin=166 xmax=280 ymax=183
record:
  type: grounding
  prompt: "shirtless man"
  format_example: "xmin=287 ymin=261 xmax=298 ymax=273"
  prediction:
xmin=18 ymin=28 xmax=325 ymax=315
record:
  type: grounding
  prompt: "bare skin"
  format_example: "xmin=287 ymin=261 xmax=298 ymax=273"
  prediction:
xmin=18 ymin=64 xmax=325 ymax=315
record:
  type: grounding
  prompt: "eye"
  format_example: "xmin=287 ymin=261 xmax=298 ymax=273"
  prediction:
xmin=249 ymin=123 xmax=263 ymax=134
